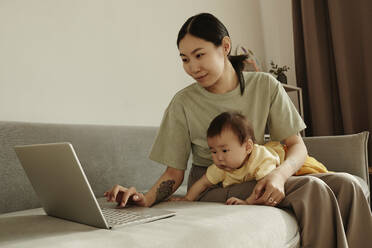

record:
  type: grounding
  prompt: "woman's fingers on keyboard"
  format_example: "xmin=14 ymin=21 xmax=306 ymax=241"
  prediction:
xmin=119 ymin=187 xmax=137 ymax=207
xmin=104 ymin=185 xmax=145 ymax=207
xmin=104 ymin=184 xmax=127 ymax=202
xmin=132 ymin=193 xmax=142 ymax=201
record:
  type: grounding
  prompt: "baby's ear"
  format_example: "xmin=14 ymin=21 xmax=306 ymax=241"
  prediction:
xmin=245 ymin=139 xmax=254 ymax=153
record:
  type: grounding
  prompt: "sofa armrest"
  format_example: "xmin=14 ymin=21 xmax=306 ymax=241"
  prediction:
xmin=302 ymin=132 xmax=369 ymax=187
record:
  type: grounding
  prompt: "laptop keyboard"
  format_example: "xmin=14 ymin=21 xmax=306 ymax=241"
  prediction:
xmin=101 ymin=208 xmax=152 ymax=226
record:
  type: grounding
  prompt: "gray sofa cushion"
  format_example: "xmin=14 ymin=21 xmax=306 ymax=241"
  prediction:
xmin=0 ymin=121 xmax=369 ymax=215
xmin=0 ymin=201 xmax=300 ymax=248
xmin=303 ymin=131 xmax=370 ymax=187
xmin=1 ymin=121 xmax=370 ymax=248
xmin=0 ymin=121 xmax=186 ymax=213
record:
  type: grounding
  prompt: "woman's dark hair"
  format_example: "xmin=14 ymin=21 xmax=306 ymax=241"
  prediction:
xmin=177 ymin=13 xmax=247 ymax=95
xmin=207 ymin=111 xmax=256 ymax=144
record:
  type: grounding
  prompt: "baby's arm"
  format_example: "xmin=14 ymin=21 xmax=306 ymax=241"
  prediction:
xmin=185 ymin=174 xmax=213 ymax=201
xmin=170 ymin=174 xmax=214 ymax=201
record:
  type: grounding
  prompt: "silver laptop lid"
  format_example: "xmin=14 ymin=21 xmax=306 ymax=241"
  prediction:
xmin=14 ymin=142 xmax=109 ymax=229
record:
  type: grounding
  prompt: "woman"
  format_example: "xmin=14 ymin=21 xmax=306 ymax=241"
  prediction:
xmin=105 ymin=13 xmax=372 ymax=247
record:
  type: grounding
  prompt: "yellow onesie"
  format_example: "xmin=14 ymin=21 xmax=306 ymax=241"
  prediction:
xmin=206 ymin=141 xmax=328 ymax=188
xmin=264 ymin=141 xmax=329 ymax=176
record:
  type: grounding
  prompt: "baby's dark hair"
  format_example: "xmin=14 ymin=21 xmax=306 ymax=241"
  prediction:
xmin=207 ymin=111 xmax=256 ymax=144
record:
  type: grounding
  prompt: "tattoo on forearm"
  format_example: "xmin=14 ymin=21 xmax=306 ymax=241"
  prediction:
xmin=155 ymin=180 xmax=175 ymax=204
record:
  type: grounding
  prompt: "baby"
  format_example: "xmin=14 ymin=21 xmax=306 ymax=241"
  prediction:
xmin=170 ymin=111 xmax=328 ymax=205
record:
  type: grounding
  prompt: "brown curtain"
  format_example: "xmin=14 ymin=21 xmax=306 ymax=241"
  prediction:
xmin=292 ymin=0 xmax=372 ymax=163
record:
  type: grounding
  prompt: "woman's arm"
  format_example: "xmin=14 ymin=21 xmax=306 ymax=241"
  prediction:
xmin=251 ymin=134 xmax=308 ymax=206
xmin=104 ymin=166 xmax=185 ymax=207
xmin=276 ymin=134 xmax=308 ymax=179
xmin=145 ymin=166 xmax=185 ymax=206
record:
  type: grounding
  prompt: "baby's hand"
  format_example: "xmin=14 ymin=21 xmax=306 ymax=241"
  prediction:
xmin=168 ymin=196 xmax=191 ymax=202
xmin=226 ymin=197 xmax=248 ymax=205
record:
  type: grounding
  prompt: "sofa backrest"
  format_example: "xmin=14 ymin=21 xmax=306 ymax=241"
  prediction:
xmin=1 ymin=121 xmax=369 ymax=214
xmin=0 ymin=121 xmax=190 ymax=214
xmin=303 ymin=131 xmax=369 ymax=185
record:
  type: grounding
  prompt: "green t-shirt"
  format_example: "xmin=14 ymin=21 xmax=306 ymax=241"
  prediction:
xmin=149 ymin=72 xmax=306 ymax=170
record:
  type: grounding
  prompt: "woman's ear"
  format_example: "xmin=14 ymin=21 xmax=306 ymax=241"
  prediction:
xmin=245 ymin=139 xmax=254 ymax=153
xmin=221 ymin=36 xmax=231 ymax=55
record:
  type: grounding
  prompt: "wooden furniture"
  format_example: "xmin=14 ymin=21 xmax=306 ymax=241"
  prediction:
xmin=369 ymin=167 xmax=372 ymax=210
xmin=282 ymin=84 xmax=305 ymax=136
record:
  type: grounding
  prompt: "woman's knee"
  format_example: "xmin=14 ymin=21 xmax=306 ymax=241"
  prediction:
xmin=324 ymin=172 xmax=364 ymax=195
xmin=335 ymin=172 xmax=360 ymax=184
xmin=286 ymin=175 xmax=329 ymax=193
xmin=282 ymin=176 xmax=333 ymax=207
xmin=307 ymin=176 xmax=331 ymax=193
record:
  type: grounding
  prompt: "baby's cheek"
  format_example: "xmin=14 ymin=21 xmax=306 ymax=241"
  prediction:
xmin=211 ymin=156 xmax=218 ymax=164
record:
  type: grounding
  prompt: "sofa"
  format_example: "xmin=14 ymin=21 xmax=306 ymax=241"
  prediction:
xmin=0 ymin=121 xmax=370 ymax=248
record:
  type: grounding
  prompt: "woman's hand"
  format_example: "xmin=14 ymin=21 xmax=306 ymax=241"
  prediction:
xmin=250 ymin=170 xmax=286 ymax=206
xmin=104 ymin=184 xmax=148 ymax=207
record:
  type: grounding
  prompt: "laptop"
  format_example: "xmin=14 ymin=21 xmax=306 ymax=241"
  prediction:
xmin=14 ymin=142 xmax=175 ymax=229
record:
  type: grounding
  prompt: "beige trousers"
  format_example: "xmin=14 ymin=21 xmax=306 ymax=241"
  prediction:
xmin=188 ymin=165 xmax=372 ymax=248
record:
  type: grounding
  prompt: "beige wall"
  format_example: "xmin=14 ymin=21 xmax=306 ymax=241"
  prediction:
xmin=0 ymin=0 xmax=296 ymax=126
xmin=259 ymin=0 xmax=296 ymax=85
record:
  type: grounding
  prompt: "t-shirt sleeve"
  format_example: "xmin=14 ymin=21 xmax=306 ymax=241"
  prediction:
xmin=149 ymin=95 xmax=191 ymax=170
xmin=206 ymin=164 xmax=225 ymax=185
xmin=267 ymin=75 xmax=306 ymax=141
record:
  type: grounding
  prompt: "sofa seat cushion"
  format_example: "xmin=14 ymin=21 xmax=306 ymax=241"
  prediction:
xmin=0 ymin=201 xmax=300 ymax=248
xmin=153 ymin=202 xmax=300 ymax=248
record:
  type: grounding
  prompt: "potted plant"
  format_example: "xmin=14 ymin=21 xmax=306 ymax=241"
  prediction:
xmin=269 ymin=61 xmax=290 ymax=84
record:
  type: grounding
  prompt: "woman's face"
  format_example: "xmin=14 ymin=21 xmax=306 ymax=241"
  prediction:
xmin=178 ymin=34 xmax=227 ymax=90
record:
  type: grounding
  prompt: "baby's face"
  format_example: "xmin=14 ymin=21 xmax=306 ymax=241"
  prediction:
xmin=207 ymin=129 xmax=252 ymax=171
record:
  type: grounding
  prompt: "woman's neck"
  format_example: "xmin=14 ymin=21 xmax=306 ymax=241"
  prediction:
xmin=206 ymin=60 xmax=239 ymax=94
